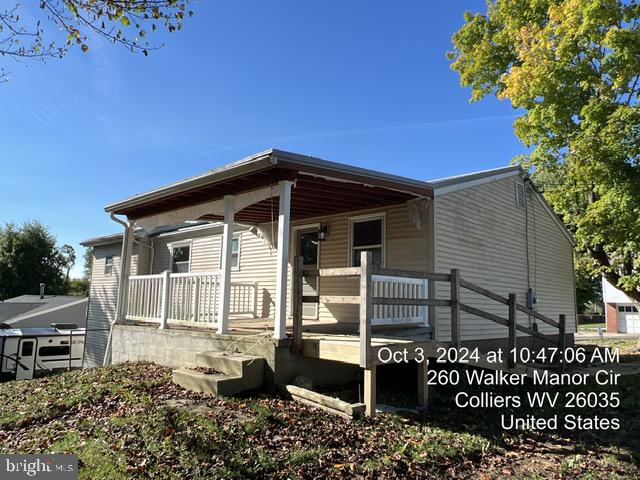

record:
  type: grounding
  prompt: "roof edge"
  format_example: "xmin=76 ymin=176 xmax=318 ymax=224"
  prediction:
xmin=429 ymin=165 xmax=522 ymax=190
xmin=105 ymin=149 xmax=277 ymax=214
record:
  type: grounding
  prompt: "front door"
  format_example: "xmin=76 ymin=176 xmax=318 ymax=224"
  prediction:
xmin=297 ymin=229 xmax=319 ymax=319
xmin=16 ymin=338 xmax=37 ymax=380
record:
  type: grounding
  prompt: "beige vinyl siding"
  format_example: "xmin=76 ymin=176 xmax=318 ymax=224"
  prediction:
xmin=84 ymin=243 xmax=141 ymax=367
xmin=434 ymin=175 xmax=576 ymax=342
xmin=290 ymin=202 xmax=431 ymax=324
xmin=151 ymin=226 xmax=278 ymax=319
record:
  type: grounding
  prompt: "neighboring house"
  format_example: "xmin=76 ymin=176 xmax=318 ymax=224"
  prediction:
xmin=81 ymin=149 xmax=576 ymax=414
xmin=602 ymin=277 xmax=640 ymax=333
xmin=0 ymin=295 xmax=88 ymax=329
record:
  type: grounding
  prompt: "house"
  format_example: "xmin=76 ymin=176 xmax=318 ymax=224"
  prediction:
xmin=602 ymin=277 xmax=640 ymax=333
xmin=0 ymin=295 xmax=88 ymax=330
xmin=82 ymin=149 xmax=576 ymax=415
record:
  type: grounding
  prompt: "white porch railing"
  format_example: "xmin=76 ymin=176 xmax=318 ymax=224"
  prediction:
xmin=126 ymin=271 xmax=258 ymax=328
xmin=371 ymin=274 xmax=428 ymax=326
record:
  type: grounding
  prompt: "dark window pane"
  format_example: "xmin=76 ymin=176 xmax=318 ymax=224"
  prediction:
xmin=618 ymin=306 xmax=625 ymax=312
xmin=353 ymin=219 xmax=382 ymax=247
xmin=39 ymin=346 xmax=70 ymax=357
xmin=299 ymin=232 xmax=318 ymax=266
xmin=21 ymin=341 xmax=34 ymax=357
xmin=172 ymin=246 xmax=190 ymax=263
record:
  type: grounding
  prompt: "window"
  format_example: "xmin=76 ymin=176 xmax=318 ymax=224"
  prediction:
xmin=20 ymin=342 xmax=34 ymax=357
xmin=39 ymin=346 xmax=70 ymax=357
xmin=619 ymin=305 xmax=638 ymax=312
xmin=515 ymin=181 xmax=526 ymax=208
xmin=170 ymin=243 xmax=191 ymax=273
xmin=220 ymin=237 xmax=241 ymax=270
xmin=104 ymin=255 xmax=113 ymax=275
xmin=350 ymin=215 xmax=384 ymax=268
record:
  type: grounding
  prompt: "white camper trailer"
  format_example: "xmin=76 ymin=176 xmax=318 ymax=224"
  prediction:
xmin=0 ymin=327 xmax=85 ymax=380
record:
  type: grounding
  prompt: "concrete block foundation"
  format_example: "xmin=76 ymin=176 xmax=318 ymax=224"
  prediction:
xmin=111 ymin=324 xmax=360 ymax=390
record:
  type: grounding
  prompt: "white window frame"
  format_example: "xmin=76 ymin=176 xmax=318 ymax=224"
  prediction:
xmin=104 ymin=255 xmax=113 ymax=275
xmin=348 ymin=212 xmax=386 ymax=268
xmin=219 ymin=234 xmax=242 ymax=271
xmin=169 ymin=240 xmax=192 ymax=273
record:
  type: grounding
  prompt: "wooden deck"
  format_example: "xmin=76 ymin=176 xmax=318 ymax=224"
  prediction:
xmin=300 ymin=327 xmax=442 ymax=366
xmin=226 ymin=317 xmax=442 ymax=367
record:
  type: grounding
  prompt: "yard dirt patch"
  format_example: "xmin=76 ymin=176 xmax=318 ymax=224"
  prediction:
xmin=0 ymin=357 xmax=638 ymax=479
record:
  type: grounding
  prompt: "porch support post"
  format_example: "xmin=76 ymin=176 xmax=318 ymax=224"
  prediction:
xmin=159 ymin=270 xmax=171 ymax=329
xmin=115 ymin=221 xmax=134 ymax=324
xmin=217 ymin=195 xmax=235 ymax=334
xmin=274 ymin=180 xmax=293 ymax=340
xmin=364 ymin=366 xmax=377 ymax=417
xmin=417 ymin=359 xmax=429 ymax=409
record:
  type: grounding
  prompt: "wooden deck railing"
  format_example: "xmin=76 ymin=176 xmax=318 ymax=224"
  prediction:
xmin=127 ymin=271 xmax=258 ymax=328
xmin=292 ymin=251 xmax=568 ymax=371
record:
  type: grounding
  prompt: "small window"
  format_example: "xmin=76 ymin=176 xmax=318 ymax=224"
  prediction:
xmin=618 ymin=306 xmax=626 ymax=312
xmin=220 ymin=237 xmax=241 ymax=270
xmin=515 ymin=181 xmax=526 ymax=209
xmin=104 ymin=255 xmax=113 ymax=275
xmin=39 ymin=346 xmax=70 ymax=357
xmin=171 ymin=244 xmax=191 ymax=273
xmin=350 ymin=216 xmax=384 ymax=268
xmin=21 ymin=342 xmax=34 ymax=357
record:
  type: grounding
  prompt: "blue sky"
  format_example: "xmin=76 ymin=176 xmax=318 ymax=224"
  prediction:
xmin=0 ymin=1 xmax=524 ymax=278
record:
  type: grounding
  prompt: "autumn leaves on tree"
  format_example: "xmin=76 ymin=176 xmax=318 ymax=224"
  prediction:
xmin=449 ymin=0 xmax=640 ymax=304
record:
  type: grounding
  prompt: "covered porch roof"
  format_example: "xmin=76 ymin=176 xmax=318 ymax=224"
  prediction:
xmin=106 ymin=149 xmax=433 ymax=226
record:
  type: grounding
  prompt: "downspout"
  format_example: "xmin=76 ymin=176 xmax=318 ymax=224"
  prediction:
xmin=103 ymin=212 xmax=132 ymax=366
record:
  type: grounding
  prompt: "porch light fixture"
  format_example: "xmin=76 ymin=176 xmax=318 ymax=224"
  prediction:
xmin=318 ymin=224 xmax=328 ymax=241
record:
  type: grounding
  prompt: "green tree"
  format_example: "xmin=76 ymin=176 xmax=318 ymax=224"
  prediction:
xmin=0 ymin=221 xmax=67 ymax=299
xmin=449 ymin=0 xmax=640 ymax=304
xmin=67 ymin=278 xmax=90 ymax=297
xmin=575 ymin=259 xmax=603 ymax=313
xmin=0 ymin=1 xmax=192 ymax=81
xmin=60 ymin=244 xmax=76 ymax=285
xmin=83 ymin=247 xmax=94 ymax=281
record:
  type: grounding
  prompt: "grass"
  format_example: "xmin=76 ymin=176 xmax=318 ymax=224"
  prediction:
xmin=0 ymin=353 xmax=638 ymax=479
xmin=577 ymin=322 xmax=607 ymax=332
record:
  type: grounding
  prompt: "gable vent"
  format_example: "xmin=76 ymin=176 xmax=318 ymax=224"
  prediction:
xmin=515 ymin=181 xmax=526 ymax=208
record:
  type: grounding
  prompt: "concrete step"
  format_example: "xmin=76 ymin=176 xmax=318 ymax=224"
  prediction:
xmin=173 ymin=352 xmax=265 ymax=396
xmin=195 ymin=351 xmax=264 ymax=386
xmin=172 ymin=368 xmax=256 ymax=396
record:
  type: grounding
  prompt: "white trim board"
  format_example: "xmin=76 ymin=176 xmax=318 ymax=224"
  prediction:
xmin=433 ymin=169 xmax=521 ymax=196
